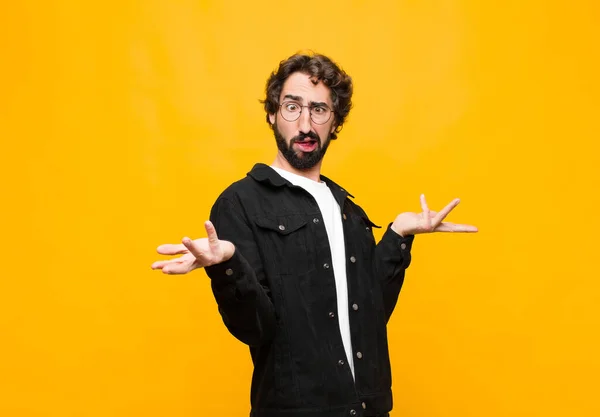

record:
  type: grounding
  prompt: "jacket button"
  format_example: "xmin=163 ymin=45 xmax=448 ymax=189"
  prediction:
xmin=352 ymin=303 xmax=359 ymax=311
xmin=313 ymin=218 xmax=319 ymax=223
xmin=350 ymin=256 xmax=356 ymax=263
xmin=338 ymin=359 xmax=344 ymax=366
xmin=400 ymin=242 xmax=407 ymax=250
xmin=365 ymin=226 xmax=370 ymax=231
xmin=225 ymin=269 xmax=233 ymax=276
xmin=349 ymin=410 xmax=356 ymax=416
xmin=278 ymin=224 xmax=285 ymax=231
xmin=343 ymin=213 xmax=347 ymax=220
xmin=328 ymin=311 xmax=335 ymax=318
xmin=356 ymin=351 xmax=363 ymax=359
xmin=323 ymin=263 xmax=330 ymax=269
xmin=362 ymin=402 xmax=366 ymax=409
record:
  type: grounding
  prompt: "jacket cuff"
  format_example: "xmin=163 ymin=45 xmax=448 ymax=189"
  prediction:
xmin=380 ymin=224 xmax=415 ymax=268
xmin=205 ymin=248 xmax=255 ymax=301
xmin=383 ymin=224 xmax=414 ymax=248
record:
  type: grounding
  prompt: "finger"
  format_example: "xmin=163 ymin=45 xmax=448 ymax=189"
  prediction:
xmin=151 ymin=258 xmax=187 ymax=270
xmin=434 ymin=222 xmax=478 ymax=233
xmin=432 ymin=198 xmax=460 ymax=227
xmin=181 ymin=236 xmax=206 ymax=259
xmin=420 ymin=194 xmax=430 ymax=213
xmin=156 ymin=243 xmax=188 ymax=255
xmin=204 ymin=220 xmax=220 ymax=250
xmin=420 ymin=194 xmax=431 ymax=228
xmin=161 ymin=256 xmax=195 ymax=275
xmin=162 ymin=260 xmax=194 ymax=274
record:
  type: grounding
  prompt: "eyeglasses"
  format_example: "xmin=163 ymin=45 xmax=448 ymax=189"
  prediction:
xmin=279 ymin=101 xmax=333 ymax=125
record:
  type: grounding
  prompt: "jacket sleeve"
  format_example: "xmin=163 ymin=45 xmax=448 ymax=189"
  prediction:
xmin=204 ymin=197 xmax=276 ymax=347
xmin=374 ymin=225 xmax=415 ymax=322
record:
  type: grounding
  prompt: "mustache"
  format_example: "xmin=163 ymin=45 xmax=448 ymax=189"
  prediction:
xmin=291 ymin=131 xmax=320 ymax=143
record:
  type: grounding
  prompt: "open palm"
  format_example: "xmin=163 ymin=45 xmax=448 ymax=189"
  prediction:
xmin=392 ymin=194 xmax=478 ymax=236
xmin=151 ymin=221 xmax=235 ymax=275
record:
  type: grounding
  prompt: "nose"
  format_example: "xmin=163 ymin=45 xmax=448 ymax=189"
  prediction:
xmin=297 ymin=107 xmax=312 ymax=134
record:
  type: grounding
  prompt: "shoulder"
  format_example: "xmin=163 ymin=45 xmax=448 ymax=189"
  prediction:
xmin=212 ymin=176 xmax=255 ymax=208
xmin=213 ymin=163 xmax=281 ymax=203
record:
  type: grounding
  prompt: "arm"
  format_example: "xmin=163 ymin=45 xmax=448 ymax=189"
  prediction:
xmin=374 ymin=227 xmax=415 ymax=322
xmin=151 ymin=198 xmax=276 ymax=347
xmin=204 ymin=197 xmax=276 ymax=347
xmin=377 ymin=194 xmax=478 ymax=321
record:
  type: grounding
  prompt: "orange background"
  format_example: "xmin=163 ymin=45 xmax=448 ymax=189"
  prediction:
xmin=1 ymin=1 xmax=599 ymax=416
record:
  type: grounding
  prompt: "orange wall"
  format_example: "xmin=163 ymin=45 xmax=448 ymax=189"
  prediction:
xmin=1 ymin=1 xmax=599 ymax=416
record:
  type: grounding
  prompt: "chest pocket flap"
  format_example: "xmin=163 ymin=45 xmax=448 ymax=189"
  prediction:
xmin=254 ymin=214 xmax=307 ymax=235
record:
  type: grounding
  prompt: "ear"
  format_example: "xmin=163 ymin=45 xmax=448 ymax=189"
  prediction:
xmin=330 ymin=123 xmax=337 ymax=134
xmin=268 ymin=113 xmax=276 ymax=125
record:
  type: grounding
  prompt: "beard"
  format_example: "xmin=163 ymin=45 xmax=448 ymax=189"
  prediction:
xmin=274 ymin=122 xmax=331 ymax=170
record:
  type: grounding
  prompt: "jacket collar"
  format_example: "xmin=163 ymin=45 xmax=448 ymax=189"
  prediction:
xmin=247 ymin=163 xmax=354 ymax=201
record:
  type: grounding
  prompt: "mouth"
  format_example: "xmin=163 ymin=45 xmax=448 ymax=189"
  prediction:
xmin=294 ymin=139 xmax=318 ymax=152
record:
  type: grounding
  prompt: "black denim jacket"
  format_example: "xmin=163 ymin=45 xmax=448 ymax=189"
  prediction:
xmin=205 ymin=164 xmax=414 ymax=417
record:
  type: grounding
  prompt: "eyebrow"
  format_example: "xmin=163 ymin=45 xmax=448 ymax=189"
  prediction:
xmin=283 ymin=94 xmax=303 ymax=102
xmin=282 ymin=94 xmax=330 ymax=108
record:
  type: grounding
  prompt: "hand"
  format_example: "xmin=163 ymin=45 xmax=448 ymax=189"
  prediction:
xmin=391 ymin=194 xmax=478 ymax=237
xmin=151 ymin=221 xmax=235 ymax=274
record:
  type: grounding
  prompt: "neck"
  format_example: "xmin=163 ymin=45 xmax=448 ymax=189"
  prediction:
xmin=272 ymin=152 xmax=322 ymax=182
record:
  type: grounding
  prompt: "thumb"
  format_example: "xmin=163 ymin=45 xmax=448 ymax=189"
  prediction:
xmin=205 ymin=220 xmax=220 ymax=250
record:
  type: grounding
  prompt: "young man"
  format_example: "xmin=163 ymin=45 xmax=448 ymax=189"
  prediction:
xmin=152 ymin=53 xmax=477 ymax=417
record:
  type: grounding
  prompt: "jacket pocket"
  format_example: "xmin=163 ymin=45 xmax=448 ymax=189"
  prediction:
xmin=254 ymin=214 xmax=307 ymax=235
xmin=253 ymin=214 xmax=312 ymax=275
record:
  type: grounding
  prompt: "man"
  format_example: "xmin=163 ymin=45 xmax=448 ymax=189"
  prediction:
xmin=151 ymin=53 xmax=477 ymax=417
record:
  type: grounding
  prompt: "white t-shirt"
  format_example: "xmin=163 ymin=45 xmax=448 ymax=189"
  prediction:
xmin=271 ymin=166 xmax=355 ymax=378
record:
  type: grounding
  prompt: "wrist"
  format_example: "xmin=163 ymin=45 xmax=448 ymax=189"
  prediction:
xmin=222 ymin=241 xmax=236 ymax=263
xmin=391 ymin=222 xmax=405 ymax=237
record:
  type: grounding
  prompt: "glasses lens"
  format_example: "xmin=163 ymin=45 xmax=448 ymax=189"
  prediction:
xmin=310 ymin=106 xmax=332 ymax=124
xmin=280 ymin=102 xmax=301 ymax=122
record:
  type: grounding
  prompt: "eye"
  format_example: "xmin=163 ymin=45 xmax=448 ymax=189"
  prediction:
xmin=285 ymin=103 xmax=300 ymax=112
xmin=312 ymin=106 xmax=327 ymax=114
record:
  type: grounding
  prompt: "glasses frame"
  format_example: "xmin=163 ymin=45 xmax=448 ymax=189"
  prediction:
xmin=278 ymin=101 xmax=334 ymax=125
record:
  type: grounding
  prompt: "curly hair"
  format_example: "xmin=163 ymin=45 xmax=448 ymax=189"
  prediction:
xmin=262 ymin=52 xmax=353 ymax=140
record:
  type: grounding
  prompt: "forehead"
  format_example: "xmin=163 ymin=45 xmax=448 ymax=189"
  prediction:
xmin=280 ymin=72 xmax=332 ymax=105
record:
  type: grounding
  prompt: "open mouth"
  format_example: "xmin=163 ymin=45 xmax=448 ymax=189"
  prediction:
xmin=295 ymin=139 xmax=318 ymax=152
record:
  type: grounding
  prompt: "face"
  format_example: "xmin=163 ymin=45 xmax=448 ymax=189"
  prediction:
xmin=269 ymin=72 xmax=337 ymax=170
